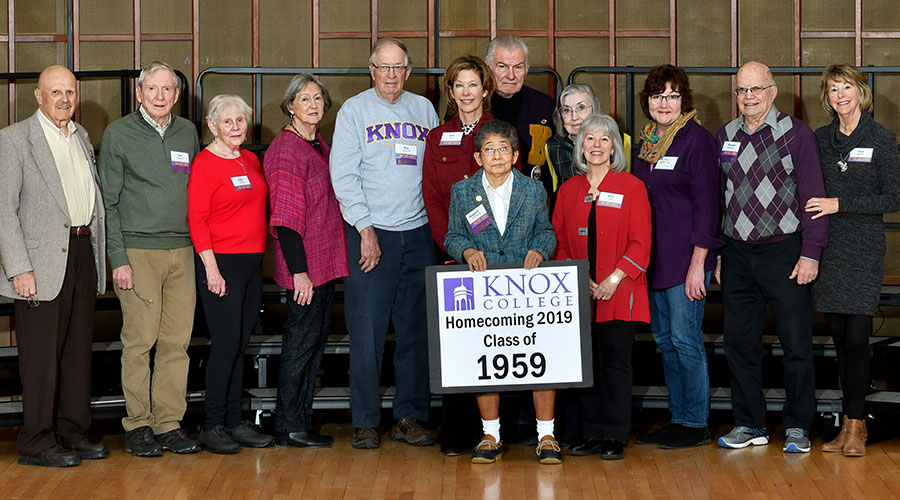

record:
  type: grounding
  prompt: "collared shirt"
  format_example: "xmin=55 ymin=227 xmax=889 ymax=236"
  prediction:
xmin=482 ymin=170 xmax=514 ymax=236
xmin=139 ymin=105 xmax=172 ymax=137
xmin=738 ymin=104 xmax=780 ymax=135
xmin=37 ymin=109 xmax=95 ymax=226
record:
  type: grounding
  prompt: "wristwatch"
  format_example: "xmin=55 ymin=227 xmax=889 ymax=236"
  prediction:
xmin=609 ymin=274 xmax=620 ymax=284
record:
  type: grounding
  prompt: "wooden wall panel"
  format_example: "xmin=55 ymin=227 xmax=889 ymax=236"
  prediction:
xmin=379 ymin=0 xmax=427 ymax=31
xmin=259 ymin=0 xmax=311 ymax=67
xmin=738 ymin=0 xmax=793 ymax=65
xmin=319 ymin=0 xmax=370 ymax=32
xmin=555 ymin=0 xmax=607 ymax=31
xmin=677 ymin=1 xmax=730 ymax=66
xmin=439 ymin=0 xmax=488 ymax=30
xmin=801 ymin=0 xmax=854 ymax=31
xmin=80 ymin=0 xmax=132 ymax=35
xmin=687 ymin=76 xmax=734 ymax=134
xmin=862 ymin=0 xmax=900 ymax=30
xmin=497 ymin=0 xmax=545 ymax=31
xmin=555 ymin=36 xmax=609 ymax=104
xmin=143 ymin=0 xmax=192 ymax=34
xmin=79 ymin=41 xmax=133 ymax=145
xmin=0 ymin=1 xmax=8 ymax=34
xmin=0 ymin=43 xmax=7 ymax=128
xmin=16 ymin=0 xmax=66 ymax=34
xmin=616 ymin=0 xmax=668 ymax=31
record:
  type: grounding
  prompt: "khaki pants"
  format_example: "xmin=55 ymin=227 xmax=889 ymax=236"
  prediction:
xmin=116 ymin=247 xmax=196 ymax=433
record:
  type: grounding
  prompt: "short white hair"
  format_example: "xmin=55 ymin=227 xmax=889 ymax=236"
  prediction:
xmin=368 ymin=38 xmax=411 ymax=67
xmin=573 ymin=114 xmax=626 ymax=174
xmin=206 ymin=94 xmax=253 ymax=125
xmin=137 ymin=60 xmax=179 ymax=89
xmin=485 ymin=35 xmax=530 ymax=69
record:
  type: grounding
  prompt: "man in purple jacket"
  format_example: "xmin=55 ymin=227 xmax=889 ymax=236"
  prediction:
xmin=715 ymin=61 xmax=827 ymax=454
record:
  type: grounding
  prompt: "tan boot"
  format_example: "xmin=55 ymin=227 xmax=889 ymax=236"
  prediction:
xmin=821 ymin=415 xmax=848 ymax=453
xmin=843 ymin=418 xmax=867 ymax=457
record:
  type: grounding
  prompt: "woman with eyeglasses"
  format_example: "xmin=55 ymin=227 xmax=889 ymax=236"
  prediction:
xmin=805 ymin=65 xmax=900 ymax=457
xmin=631 ymin=64 xmax=720 ymax=450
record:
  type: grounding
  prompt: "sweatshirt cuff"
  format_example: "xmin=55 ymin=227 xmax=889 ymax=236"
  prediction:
xmin=108 ymin=249 xmax=130 ymax=269
xmin=354 ymin=217 xmax=373 ymax=233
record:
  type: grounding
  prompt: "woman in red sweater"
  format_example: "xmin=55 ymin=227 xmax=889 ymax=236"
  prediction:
xmin=552 ymin=113 xmax=651 ymax=460
xmin=188 ymin=94 xmax=272 ymax=454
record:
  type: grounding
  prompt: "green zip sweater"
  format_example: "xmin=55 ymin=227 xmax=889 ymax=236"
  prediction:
xmin=98 ymin=111 xmax=200 ymax=269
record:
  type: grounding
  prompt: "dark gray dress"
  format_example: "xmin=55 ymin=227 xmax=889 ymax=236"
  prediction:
xmin=812 ymin=112 xmax=900 ymax=315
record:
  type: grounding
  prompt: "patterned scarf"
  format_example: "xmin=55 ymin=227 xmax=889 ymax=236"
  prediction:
xmin=638 ymin=109 xmax=699 ymax=163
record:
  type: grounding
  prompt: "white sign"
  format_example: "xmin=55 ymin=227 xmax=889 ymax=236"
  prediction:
xmin=426 ymin=261 xmax=592 ymax=393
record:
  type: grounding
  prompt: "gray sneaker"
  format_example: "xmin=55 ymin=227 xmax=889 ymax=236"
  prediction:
xmin=717 ymin=426 xmax=769 ymax=449
xmin=783 ymin=427 xmax=810 ymax=453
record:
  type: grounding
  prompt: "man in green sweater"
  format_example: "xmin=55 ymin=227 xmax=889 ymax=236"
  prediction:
xmin=98 ymin=61 xmax=201 ymax=457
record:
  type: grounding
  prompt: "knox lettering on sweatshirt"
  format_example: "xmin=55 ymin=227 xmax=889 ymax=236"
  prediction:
xmin=366 ymin=122 xmax=430 ymax=144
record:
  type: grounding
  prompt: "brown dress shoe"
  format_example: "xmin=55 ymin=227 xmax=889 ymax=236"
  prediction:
xmin=843 ymin=418 xmax=866 ymax=457
xmin=821 ymin=415 xmax=848 ymax=453
xmin=391 ymin=416 xmax=436 ymax=446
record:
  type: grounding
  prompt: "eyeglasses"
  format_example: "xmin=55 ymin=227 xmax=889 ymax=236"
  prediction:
xmin=650 ymin=93 xmax=681 ymax=104
xmin=734 ymin=85 xmax=774 ymax=96
xmin=561 ymin=103 xmax=592 ymax=117
xmin=480 ymin=145 xmax=512 ymax=156
xmin=371 ymin=64 xmax=407 ymax=74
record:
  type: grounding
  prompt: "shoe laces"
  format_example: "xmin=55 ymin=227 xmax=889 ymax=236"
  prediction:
xmin=475 ymin=438 xmax=500 ymax=451
xmin=785 ymin=428 xmax=807 ymax=439
xmin=732 ymin=426 xmax=762 ymax=436
xmin=535 ymin=437 xmax=560 ymax=455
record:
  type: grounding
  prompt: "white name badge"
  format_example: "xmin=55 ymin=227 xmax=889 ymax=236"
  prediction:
xmin=171 ymin=150 xmax=191 ymax=173
xmin=849 ymin=148 xmax=874 ymax=163
xmin=439 ymin=132 xmax=464 ymax=146
xmin=655 ymin=156 xmax=678 ymax=170
xmin=722 ymin=141 xmax=741 ymax=153
xmin=465 ymin=203 xmax=492 ymax=235
xmin=596 ymin=191 xmax=624 ymax=209
xmin=395 ymin=143 xmax=418 ymax=165
xmin=231 ymin=175 xmax=252 ymax=190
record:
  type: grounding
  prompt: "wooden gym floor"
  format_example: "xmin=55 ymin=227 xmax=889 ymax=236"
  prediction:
xmin=0 ymin=422 xmax=899 ymax=500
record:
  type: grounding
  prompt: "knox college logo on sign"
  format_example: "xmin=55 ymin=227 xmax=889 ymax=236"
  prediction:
xmin=442 ymin=277 xmax=474 ymax=312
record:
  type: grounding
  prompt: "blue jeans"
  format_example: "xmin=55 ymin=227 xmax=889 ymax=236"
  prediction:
xmin=648 ymin=272 xmax=711 ymax=428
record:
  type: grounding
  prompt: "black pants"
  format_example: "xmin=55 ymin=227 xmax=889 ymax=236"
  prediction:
xmin=825 ymin=313 xmax=871 ymax=420
xmin=196 ymin=253 xmax=263 ymax=430
xmin=275 ymin=281 xmax=335 ymax=433
xmin=15 ymin=234 xmax=96 ymax=456
xmin=581 ymin=320 xmax=634 ymax=443
xmin=721 ymin=235 xmax=815 ymax=430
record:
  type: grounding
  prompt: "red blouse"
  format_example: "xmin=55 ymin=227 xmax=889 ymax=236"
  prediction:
xmin=552 ymin=172 xmax=652 ymax=323
xmin=187 ymin=148 xmax=268 ymax=254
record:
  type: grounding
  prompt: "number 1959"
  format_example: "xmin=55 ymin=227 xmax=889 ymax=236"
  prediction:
xmin=477 ymin=352 xmax=546 ymax=380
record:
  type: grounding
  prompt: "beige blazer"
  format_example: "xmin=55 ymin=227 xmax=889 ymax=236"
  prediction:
xmin=0 ymin=110 xmax=106 ymax=300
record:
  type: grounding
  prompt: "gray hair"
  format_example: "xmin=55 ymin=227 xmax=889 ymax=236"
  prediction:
xmin=553 ymin=84 xmax=602 ymax=138
xmin=206 ymin=94 xmax=253 ymax=125
xmin=368 ymin=38 xmax=411 ymax=68
xmin=280 ymin=73 xmax=332 ymax=117
xmin=485 ymin=35 xmax=530 ymax=69
xmin=137 ymin=60 xmax=179 ymax=89
xmin=474 ymin=119 xmax=519 ymax=152
xmin=573 ymin=114 xmax=626 ymax=174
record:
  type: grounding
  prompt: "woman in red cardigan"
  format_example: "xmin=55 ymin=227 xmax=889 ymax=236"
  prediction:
xmin=552 ymin=113 xmax=651 ymax=461
xmin=264 ymin=74 xmax=348 ymax=450
xmin=188 ymin=94 xmax=272 ymax=453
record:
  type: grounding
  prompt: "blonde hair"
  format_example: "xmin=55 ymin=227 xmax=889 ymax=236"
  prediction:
xmin=819 ymin=65 xmax=873 ymax=116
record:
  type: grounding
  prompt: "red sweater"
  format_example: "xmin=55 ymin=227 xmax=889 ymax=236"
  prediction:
xmin=188 ymin=148 xmax=268 ymax=254
xmin=552 ymin=172 xmax=652 ymax=323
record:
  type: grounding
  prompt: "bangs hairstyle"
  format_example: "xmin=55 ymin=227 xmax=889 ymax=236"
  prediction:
xmin=553 ymin=84 xmax=602 ymax=138
xmin=444 ymin=55 xmax=495 ymax=117
xmin=573 ymin=114 xmax=626 ymax=174
xmin=369 ymin=38 xmax=411 ymax=68
xmin=206 ymin=94 xmax=253 ymax=125
xmin=280 ymin=73 xmax=332 ymax=117
xmin=639 ymin=64 xmax=694 ymax=120
xmin=820 ymin=64 xmax=873 ymax=116
xmin=473 ymin=119 xmax=518 ymax=152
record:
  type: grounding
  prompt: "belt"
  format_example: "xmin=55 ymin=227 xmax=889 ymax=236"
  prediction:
xmin=70 ymin=225 xmax=91 ymax=237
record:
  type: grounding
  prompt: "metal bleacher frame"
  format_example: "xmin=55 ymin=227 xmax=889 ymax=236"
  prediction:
xmin=3 ymin=64 xmax=900 ymax=424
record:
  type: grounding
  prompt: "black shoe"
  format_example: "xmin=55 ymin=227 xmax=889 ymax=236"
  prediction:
xmin=18 ymin=444 xmax=81 ymax=467
xmin=66 ymin=438 xmax=109 ymax=459
xmin=600 ymin=439 xmax=625 ymax=460
xmin=125 ymin=426 xmax=163 ymax=457
xmin=274 ymin=431 xmax=334 ymax=448
xmin=659 ymin=426 xmax=712 ymax=450
xmin=199 ymin=425 xmax=240 ymax=454
xmin=228 ymin=421 xmax=274 ymax=448
xmin=567 ymin=438 xmax=605 ymax=456
xmin=440 ymin=441 xmax=468 ymax=457
xmin=156 ymin=428 xmax=201 ymax=454
xmin=636 ymin=424 xmax=681 ymax=446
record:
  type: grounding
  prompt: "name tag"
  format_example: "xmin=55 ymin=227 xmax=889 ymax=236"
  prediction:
xmin=465 ymin=204 xmax=492 ymax=235
xmin=596 ymin=191 xmax=624 ymax=209
xmin=849 ymin=147 xmax=873 ymax=163
xmin=439 ymin=132 xmax=463 ymax=146
xmin=395 ymin=143 xmax=418 ymax=165
xmin=171 ymin=151 xmax=191 ymax=173
xmin=583 ymin=195 xmax=594 ymax=204
xmin=231 ymin=175 xmax=252 ymax=190
xmin=654 ymin=156 xmax=678 ymax=170
xmin=720 ymin=141 xmax=740 ymax=161
xmin=577 ymin=227 xmax=588 ymax=236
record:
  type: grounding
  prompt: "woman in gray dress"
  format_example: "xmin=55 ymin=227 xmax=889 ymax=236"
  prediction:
xmin=806 ymin=64 xmax=900 ymax=457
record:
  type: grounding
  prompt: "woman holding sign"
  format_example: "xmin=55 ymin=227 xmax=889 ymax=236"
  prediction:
xmin=631 ymin=65 xmax=720 ymax=450
xmin=806 ymin=65 xmax=900 ymax=457
xmin=552 ymin=113 xmax=651 ymax=460
xmin=445 ymin=119 xmax=558 ymax=464
xmin=188 ymin=94 xmax=273 ymax=453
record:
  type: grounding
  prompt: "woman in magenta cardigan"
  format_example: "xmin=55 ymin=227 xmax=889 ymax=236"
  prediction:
xmin=264 ymin=74 xmax=348 ymax=449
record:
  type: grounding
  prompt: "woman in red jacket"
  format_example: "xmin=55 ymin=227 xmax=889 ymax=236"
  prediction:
xmin=188 ymin=94 xmax=273 ymax=453
xmin=552 ymin=113 xmax=651 ymax=461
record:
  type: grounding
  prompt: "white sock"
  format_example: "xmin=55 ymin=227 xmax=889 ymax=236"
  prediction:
xmin=482 ymin=418 xmax=501 ymax=442
xmin=536 ymin=418 xmax=555 ymax=439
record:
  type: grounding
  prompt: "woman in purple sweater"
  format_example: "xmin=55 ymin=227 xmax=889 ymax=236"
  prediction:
xmin=631 ymin=65 xmax=721 ymax=449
